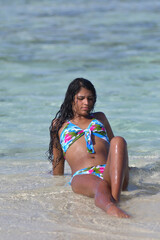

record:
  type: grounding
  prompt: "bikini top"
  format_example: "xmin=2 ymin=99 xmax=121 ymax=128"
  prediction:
xmin=60 ymin=118 xmax=110 ymax=155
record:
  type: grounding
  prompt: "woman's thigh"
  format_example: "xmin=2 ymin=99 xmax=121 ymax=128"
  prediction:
xmin=71 ymin=174 xmax=103 ymax=198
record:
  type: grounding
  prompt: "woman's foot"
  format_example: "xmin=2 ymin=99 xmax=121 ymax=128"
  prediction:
xmin=105 ymin=202 xmax=130 ymax=218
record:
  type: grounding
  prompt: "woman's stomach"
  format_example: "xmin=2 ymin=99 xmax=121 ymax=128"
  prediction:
xmin=65 ymin=136 xmax=109 ymax=174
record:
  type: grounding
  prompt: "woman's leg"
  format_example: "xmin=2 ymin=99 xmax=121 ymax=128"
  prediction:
xmin=71 ymin=174 xmax=129 ymax=218
xmin=103 ymin=136 xmax=129 ymax=202
xmin=71 ymin=136 xmax=130 ymax=217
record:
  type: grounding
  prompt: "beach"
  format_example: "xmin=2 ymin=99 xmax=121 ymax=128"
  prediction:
xmin=0 ymin=0 xmax=160 ymax=239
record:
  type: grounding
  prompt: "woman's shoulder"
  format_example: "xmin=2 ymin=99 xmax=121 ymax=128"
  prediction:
xmin=92 ymin=112 xmax=110 ymax=128
xmin=57 ymin=120 xmax=69 ymax=136
xmin=51 ymin=118 xmax=69 ymax=139
xmin=51 ymin=118 xmax=66 ymax=133
xmin=92 ymin=112 xmax=114 ymax=140
xmin=92 ymin=111 xmax=107 ymax=121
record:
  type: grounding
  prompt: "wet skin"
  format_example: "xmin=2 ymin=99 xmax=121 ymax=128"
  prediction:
xmin=53 ymin=87 xmax=130 ymax=218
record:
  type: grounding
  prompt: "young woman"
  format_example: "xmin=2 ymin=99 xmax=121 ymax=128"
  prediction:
xmin=49 ymin=78 xmax=130 ymax=218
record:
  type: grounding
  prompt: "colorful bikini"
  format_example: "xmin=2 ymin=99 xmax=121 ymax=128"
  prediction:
xmin=60 ymin=118 xmax=110 ymax=183
xmin=60 ymin=118 xmax=109 ymax=155
xmin=69 ymin=164 xmax=106 ymax=184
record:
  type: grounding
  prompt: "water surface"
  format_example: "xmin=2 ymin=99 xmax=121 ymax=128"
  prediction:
xmin=0 ymin=0 xmax=160 ymax=239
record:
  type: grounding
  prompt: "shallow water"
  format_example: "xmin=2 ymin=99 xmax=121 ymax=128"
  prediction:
xmin=0 ymin=0 xmax=160 ymax=239
xmin=0 ymin=162 xmax=160 ymax=240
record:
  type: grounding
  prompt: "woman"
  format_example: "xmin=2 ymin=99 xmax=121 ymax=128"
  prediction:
xmin=49 ymin=78 xmax=130 ymax=218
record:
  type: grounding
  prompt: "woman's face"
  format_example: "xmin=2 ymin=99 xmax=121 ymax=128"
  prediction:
xmin=72 ymin=87 xmax=95 ymax=117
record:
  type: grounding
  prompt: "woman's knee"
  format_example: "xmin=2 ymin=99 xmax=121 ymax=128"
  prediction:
xmin=110 ymin=136 xmax=127 ymax=147
xmin=109 ymin=136 xmax=128 ymax=167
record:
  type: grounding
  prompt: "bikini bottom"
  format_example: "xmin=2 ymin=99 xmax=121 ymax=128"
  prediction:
xmin=69 ymin=164 xmax=106 ymax=185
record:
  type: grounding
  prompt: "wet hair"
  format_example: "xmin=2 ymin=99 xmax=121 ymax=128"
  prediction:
xmin=48 ymin=78 xmax=97 ymax=165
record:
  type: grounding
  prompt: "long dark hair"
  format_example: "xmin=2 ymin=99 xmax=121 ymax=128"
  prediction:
xmin=48 ymin=78 xmax=97 ymax=165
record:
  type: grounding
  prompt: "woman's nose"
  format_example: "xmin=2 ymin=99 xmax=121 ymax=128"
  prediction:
xmin=84 ymin=98 xmax=89 ymax=105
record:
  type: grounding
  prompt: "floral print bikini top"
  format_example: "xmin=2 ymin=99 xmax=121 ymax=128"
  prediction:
xmin=60 ymin=118 xmax=110 ymax=155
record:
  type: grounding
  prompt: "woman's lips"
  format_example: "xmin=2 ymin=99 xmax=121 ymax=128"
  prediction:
xmin=82 ymin=107 xmax=89 ymax=111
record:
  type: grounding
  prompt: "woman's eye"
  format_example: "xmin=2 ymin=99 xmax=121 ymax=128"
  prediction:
xmin=77 ymin=96 xmax=94 ymax=101
xmin=77 ymin=97 xmax=84 ymax=100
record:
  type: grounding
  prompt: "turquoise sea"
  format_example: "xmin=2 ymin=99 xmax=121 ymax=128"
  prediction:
xmin=0 ymin=0 xmax=160 ymax=239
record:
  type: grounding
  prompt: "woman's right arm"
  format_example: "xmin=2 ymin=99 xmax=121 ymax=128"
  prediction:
xmin=52 ymin=143 xmax=65 ymax=175
xmin=52 ymin=119 xmax=65 ymax=175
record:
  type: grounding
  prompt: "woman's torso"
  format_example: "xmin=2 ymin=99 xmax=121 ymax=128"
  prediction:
xmin=58 ymin=114 xmax=110 ymax=174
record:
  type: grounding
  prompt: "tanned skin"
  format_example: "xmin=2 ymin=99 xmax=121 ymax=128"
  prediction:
xmin=52 ymin=87 xmax=130 ymax=218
